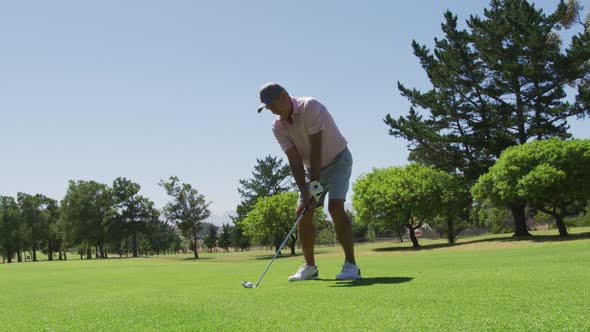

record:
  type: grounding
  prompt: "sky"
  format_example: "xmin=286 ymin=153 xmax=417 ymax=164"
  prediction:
xmin=1 ymin=1 xmax=588 ymax=222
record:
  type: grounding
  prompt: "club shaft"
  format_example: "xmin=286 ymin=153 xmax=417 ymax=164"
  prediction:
xmin=254 ymin=208 xmax=307 ymax=287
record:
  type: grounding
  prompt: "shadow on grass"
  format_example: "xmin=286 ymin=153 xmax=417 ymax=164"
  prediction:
xmin=320 ymin=277 xmax=413 ymax=287
xmin=254 ymin=250 xmax=330 ymax=260
xmin=104 ymin=256 xmax=154 ymax=260
xmin=373 ymin=232 xmax=590 ymax=252
xmin=527 ymin=232 xmax=590 ymax=243
xmin=180 ymin=257 xmax=214 ymax=261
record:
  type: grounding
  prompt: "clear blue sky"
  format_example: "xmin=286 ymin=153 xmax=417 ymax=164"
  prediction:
xmin=1 ymin=1 xmax=588 ymax=219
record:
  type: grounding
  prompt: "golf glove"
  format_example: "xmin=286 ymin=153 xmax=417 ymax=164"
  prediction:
xmin=309 ymin=181 xmax=324 ymax=201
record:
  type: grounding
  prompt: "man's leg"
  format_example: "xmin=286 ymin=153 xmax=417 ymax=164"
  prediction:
xmin=328 ymin=199 xmax=355 ymax=264
xmin=296 ymin=203 xmax=316 ymax=266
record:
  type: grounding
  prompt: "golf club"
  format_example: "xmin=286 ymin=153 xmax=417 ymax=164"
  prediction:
xmin=241 ymin=207 xmax=307 ymax=289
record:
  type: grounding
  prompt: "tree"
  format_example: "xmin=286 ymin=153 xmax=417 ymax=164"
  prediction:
xmin=60 ymin=180 xmax=116 ymax=259
xmin=230 ymin=223 xmax=250 ymax=252
xmin=386 ymin=11 xmax=508 ymax=183
xmin=353 ymin=164 xmax=464 ymax=247
xmin=232 ymin=155 xmax=295 ymax=251
xmin=472 ymin=139 xmax=590 ymax=236
xmin=144 ymin=211 xmax=171 ymax=256
xmin=315 ymin=218 xmax=335 ymax=246
xmin=242 ymin=192 xmax=326 ymax=256
xmin=53 ymin=210 xmax=69 ymax=261
xmin=40 ymin=197 xmax=60 ymax=261
xmin=472 ymin=203 xmax=512 ymax=234
xmin=168 ymin=226 xmax=185 ymax=254
xmin=160 ymin=176 xmax=211 ymax=259
xmin=17 ymin=193 xmax=46 ymax=262
xmin=435 ymin=174 xmax=470 ymax=243
xmin=242 ymin=192 xmax=298 ymax=255
xmin=237 ymin=155 xmax=294 ymax=213
xmin=0 ymin=196 xmax=20 ymax=263
xmin=218 ymin=223 xmax=232 ymax=252
xmin=558 ymin=1 xmax=590 ymax=114
xmin=349 ymin=210 xmax=369 ymax=242
xmin=385 ymin=0 xmax=590 ymax=237
xmin=202 ymin=224 xmax=218 ymax=253
xmin=112 ymin=177 xmax=155 ymax=258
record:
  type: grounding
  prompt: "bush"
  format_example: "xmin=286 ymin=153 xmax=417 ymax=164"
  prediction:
xmin=316 ymin=226 xmax=336 ymax=246
xmin=478 ymin=206 xmax=511 ymax=234
xmin=563 ymin=217 xmax=577 ymax=229
xmin=352 ymin=221 xmax=368 ymax=242
xmin=534 ymin=210 xmax=590 ymax=229
xmin=532 ymin=211 xmax=554 ymax=224
xmin=569 ymin=211 xmax=590 ymax=227
xmin=491 ymin=222 xmax=512 ymax=234
xmin=365 ymin=225 xmax=377 ymax=243
xmin=580 ymin=213 xmax=590 ymax=227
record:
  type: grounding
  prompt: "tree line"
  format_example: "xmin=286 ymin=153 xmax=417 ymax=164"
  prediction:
xmin=0 ymin=176 xmax=251 ymax=263
xmin=353 ymin=139 xmax=590 ymax=248
xmin=0 ymin=154 xmax=331 ymax=263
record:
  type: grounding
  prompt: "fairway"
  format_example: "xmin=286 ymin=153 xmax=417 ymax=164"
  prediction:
xmin=1 ymin=229 xmax=590 ymax=332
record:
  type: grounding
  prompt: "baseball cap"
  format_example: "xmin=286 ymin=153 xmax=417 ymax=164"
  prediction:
xmin=257 ymin=82 xmax=286 ymax=113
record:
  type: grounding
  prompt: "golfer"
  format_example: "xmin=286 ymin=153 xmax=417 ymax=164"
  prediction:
xmin=257 ymin=82 xmax=361 ymax=281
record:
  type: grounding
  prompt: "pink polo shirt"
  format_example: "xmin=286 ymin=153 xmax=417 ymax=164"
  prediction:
xmin=272 ymin=97 xmax=347 ymax=169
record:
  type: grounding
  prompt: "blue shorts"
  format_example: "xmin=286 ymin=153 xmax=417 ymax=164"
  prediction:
xmin=299 ymin=147 xmax=353 ymax=207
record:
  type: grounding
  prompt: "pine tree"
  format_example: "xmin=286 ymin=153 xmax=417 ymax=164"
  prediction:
xmin=231 ymin=155 xmax=294 ymax=250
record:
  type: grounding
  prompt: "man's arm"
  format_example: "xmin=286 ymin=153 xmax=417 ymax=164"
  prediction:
xmin=308 ymin=132 xmax=322 ymax=182
xmin=285 ymin=147 xmax=307 ymax=195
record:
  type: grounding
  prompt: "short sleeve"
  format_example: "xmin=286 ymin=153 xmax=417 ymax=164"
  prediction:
xmin=272 ymin=121 xmax=294 ymax=152
xmin=304 ymin=99 xmax=327 ymax=135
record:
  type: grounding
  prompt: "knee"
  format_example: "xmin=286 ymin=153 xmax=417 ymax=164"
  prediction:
xmin=328 ymin=200 xmax=345 ymax=219
xmin=297 ymin=205 xmax=315 ymax=228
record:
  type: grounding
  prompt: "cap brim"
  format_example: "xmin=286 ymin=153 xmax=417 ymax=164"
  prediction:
xmin=257 ymin=103 xmax=267 ymax=113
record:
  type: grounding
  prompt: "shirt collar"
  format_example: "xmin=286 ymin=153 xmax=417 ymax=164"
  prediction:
xmin=291 ymin=97 xmax=303 ymax=115
xmin=278 ymin=97 xmax=302 ymax=124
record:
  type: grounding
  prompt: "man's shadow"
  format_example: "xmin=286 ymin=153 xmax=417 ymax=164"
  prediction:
xmin=319 ymin=277 xmax=413 ymax=287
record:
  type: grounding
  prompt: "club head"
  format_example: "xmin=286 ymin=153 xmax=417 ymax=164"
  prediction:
xmin=241 ymin=281 xmax=255 ymax=288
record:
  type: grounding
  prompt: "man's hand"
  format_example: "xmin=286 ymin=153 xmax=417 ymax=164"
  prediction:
xmin=300 ymin=181 xmax=322 ymax=210
xmin=309 ymin=181 xmax=324 ymax=202
xmin=300 ymin=189 xmax=315 ymax=210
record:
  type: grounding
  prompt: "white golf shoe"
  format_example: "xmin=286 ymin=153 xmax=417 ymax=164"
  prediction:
xmin=288 ymin=264 xmax=319 ymax=282
xmin=336 ymin=262 xmax=362 ymax=280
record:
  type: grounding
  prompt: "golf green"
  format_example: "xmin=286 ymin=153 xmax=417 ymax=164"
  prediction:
xmin=1 ymin=228 xmax=589 ymax=331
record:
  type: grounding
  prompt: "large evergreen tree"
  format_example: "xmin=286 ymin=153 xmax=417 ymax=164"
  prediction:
xmin=232 ymin=155 xmax=294 ymax=251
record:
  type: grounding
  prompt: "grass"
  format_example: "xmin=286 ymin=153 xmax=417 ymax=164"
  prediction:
xmin=1 ymin=227 xmax=590 ymax=331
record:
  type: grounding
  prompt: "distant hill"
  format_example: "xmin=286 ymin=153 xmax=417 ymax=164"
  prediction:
xmin=204 ymin=210 xmax=235 ymax=226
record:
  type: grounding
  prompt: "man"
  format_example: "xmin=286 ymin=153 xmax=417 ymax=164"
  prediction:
xmin=257 ymin=82 xmax=361 ymax=281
